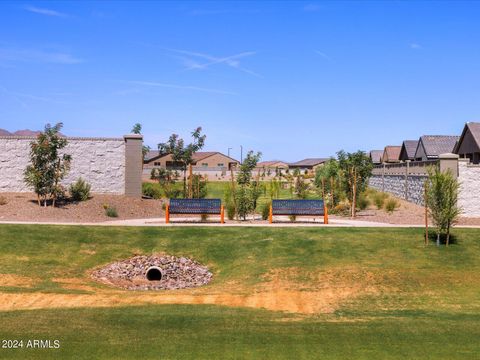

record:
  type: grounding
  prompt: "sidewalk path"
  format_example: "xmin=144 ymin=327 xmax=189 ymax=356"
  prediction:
xmin=1 ymin=217 xmax=480 ymax=228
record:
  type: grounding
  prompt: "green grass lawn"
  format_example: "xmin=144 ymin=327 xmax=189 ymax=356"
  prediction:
xmin=0 ymin=225 xmax=479 ymax=359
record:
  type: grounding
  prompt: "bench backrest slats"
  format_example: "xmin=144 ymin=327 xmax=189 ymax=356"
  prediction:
xmin=169 ymin=198 xmax=221 ymax=214
xmin=272 ymin=199 xmax=324 ymax=215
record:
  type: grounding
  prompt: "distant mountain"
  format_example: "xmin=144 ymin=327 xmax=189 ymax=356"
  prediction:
xmin=0 ymin=128 xmax=66 ymax=137
xmin=13 ymin=129 xmax=42 ymax=136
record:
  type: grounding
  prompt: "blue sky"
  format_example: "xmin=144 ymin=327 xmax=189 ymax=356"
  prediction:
xmin=1 ymin=1 xmax=480 ymax=161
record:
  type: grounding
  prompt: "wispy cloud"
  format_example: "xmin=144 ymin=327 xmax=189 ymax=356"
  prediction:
xmin=0 ymin=48 xmax=83 ymax=64
xmin=127 ymin=81 xmax=236 ymax=95
xmin=24 ymin=5 xmax=68 ymax=17
xmin=315 ymin=50 xmax=333 ymax=62
xmin=167 ymin=48 xmax=262 ymax=77
xmin=303 ymin=3 xmax=321 ymax=12
xmin=409 ymin=43 xmax=422 ymax=49
xmin=0 ymin=86 xmax=70 ymax=107
xmin=188 ymin=8 xmax=261 ymax=16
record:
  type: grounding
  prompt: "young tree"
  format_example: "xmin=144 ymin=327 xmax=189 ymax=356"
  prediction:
xmin=235 ymin=151 xmax=262 ymax=220
xmin=158 ymin=127 xmax=206 ymax=198
xmin=426 ymin=167 xmax=461 ymax=246
xmin=337 ymin=150 xmax=373 ymax=218
xmin=24 ymin=123 xmax=71 ymax=207
xmin=294 ymin=175 xmax=309 ymax=199
xmin=314 ymin=158 xmax=340 ymax=205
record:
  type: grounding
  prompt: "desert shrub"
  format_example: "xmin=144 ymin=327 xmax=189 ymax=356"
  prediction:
xmin=164 ymin=187 xmax=182 ymax=199
xmin=333 ymin=201 xmax=350 ymax=216
xmin=373 ymin=192 xmax=389 ymax=209
xmin=261 ymin=201 xmax=271 ymax=220
xmin=384 ymin=198 xmax=399 ymax=214
xmin=357 ymin=193 xmax=370 ymax=210
xmin=0 ymin=196 xmax=7 ymax=206
xmin=142 ymin=183 xmax=161 ymax=199
xmin=226 ymin=202 xmax=236 ymax=220
xmin=105 ymin=206 xmax=118 ymax=218
xmin=69 ymin=178 xmax=91 ymax=201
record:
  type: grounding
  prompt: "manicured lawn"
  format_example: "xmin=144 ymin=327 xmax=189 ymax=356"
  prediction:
xmin=0 ymin=225 xmax=479 ymax=359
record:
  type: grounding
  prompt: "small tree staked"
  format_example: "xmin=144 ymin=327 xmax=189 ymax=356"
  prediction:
xmin=235 ymin=151 xmax=262 ymax=220
xmin=158 ymin=127 xmax=206 ymax=198
xmin=337 ymin=150 xmax=373 ymax=218
xmin=426 ymin=166 xmax=461 ymax=246
xmin=24 ymin=123 xmax=71 ymax=207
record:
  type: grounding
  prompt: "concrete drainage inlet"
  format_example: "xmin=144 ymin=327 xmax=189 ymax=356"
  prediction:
xmin=146 ymin=266 xmax=162 ymax=281
xmin=91 ymin=255 xmax=212 ymax=290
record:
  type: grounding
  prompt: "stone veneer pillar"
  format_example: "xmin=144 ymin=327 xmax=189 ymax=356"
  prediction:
xmin=124 ymin=134 xmax=143 ymax=197
xmin=438 ymin=153 xmax=459 ymax=179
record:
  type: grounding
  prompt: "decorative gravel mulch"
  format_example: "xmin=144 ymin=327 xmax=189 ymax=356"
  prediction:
xmin=91 ymin=255 xmax=213 ymax=291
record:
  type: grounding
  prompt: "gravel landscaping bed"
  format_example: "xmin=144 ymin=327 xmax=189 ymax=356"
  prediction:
xmin=91 ymin=255 xmax=213 ymax=290
xmin=0 ymin=193 xmax=164 ymax=223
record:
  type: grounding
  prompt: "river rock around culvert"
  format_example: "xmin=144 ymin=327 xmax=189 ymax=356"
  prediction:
xmin=91 ymin=255 xmax=213 ymax=290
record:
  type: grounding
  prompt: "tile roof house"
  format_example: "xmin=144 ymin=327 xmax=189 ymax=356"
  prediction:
xmin=144 ymin=151 xmax=239 ymax=170
xmin=399 ymin=140 xmax=419 ymax=161
xmin=414 ymin=135 xmax=460 ymax=161
xmin=369 ymin=150 xmax=383 ymax=164
xmin=257 ymin=160 xmax=289 ymax=169
xmin=288 ymin=158 xmax=328 ymax=173
xmin=454 ymin=122 xmax=480 ymax=164
xmin=382 ymin=146 xmax=401 ymax=163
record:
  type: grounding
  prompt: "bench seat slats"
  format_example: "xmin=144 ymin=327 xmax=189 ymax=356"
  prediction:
xmin=169 ymin=199 xmax=222 ymax=214
xmin=272 ymin=199 xmax=324 ymax=216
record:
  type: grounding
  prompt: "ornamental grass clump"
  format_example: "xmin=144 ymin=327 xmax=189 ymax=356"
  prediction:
xmin=69 ymin=178 xmax=91 ymax=202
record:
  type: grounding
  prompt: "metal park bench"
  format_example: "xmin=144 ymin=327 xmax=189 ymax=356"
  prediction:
xmin=166 ymin=198 xmax=225 ymax=224
xmin=269 ymin=199 xmax=328 ymax=224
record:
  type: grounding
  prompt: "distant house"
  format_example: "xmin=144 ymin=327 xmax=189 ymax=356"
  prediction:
xmin=399 ymin=140 xmax=419 ymax=162
xmin=454 ymin=122 xmax=480 ymax=164
xmin=369 ymin=150 xmax=383 ymax=164
xmin=382 ymin=146 xmax=401 ymax=163
xmin=144 ymin=151 xmax=239 ymax=170
xmin=414 ymin=135 xmax=459 ymax=161
xmin=288 ymin=158 xmax=328 ymax=173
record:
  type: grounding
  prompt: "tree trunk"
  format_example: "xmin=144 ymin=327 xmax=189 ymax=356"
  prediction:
xmin=330 ymin=177 xmax=334 ymax=206
xmin=436 ymin=232 xmax=440 ymax=246
xmin=446 ymin=220 xmax=451 ymax=246
xmin=351 ymin=168 xmax=357 ymax=218
xmin=188 ymin=164 xmax=193 ymax=198
xmin=182 ymin=168 xmax=187 ymax=198
xmin=37 ymin=194 xmax=40 ymax=207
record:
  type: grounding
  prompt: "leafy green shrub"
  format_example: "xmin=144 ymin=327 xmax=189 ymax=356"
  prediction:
xmin=384 ymin=198 xmax=399 ymax=214
xmin=226 ymin=202 xmax=236 ymax=220
xmin=105 ymin=206 xmax=118 ymax=218
xmin=261 ymin=201 xmax=271 ymax=220
xmin=373 ymin=192 xmax=389 ymax=209
xmin=0 ymin=196 xmax=7 ymax=205
xmin=142 ymin=183 xmax=161 ymax=199
xmin=357 ymin=193 xmax=370 ymax=210
xmin=69 ymin=178 xmax=91 ymax=201
xmin=333 ymin=202 xmax=350 ymax=216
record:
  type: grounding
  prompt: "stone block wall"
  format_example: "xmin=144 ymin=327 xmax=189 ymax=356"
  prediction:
xmin=368 ymin=175 xmax=427 ymax=205
xmin=458 ymin=159 xmax=480 ymax=217
xmin=0 ymin=135 xmax=142 ymax=196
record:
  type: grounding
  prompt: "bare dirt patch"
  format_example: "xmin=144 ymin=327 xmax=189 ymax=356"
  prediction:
xmin=0 ymin=193 xmax=164 ymax=223
xmin=0 ymin=267 xmax=383 ymax=314
xmin=0 ymin=274 xmax=35 ymax=288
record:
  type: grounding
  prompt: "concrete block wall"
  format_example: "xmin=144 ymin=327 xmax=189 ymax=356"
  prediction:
xmin=458 ymin=159 xmax=480 ymax=217
xmin=0 ymin=135 xmax=143 ymax=196
xmin=368 ymin=175 xmax=427 ymax=205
